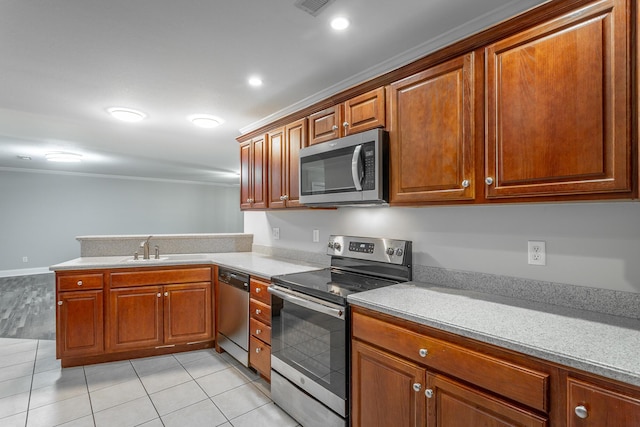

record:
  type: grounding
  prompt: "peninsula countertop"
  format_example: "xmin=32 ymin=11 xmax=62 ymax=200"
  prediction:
xmin=348 ymin=282 xmax=640 ymax=387
xmin=49 ymin=252 xmax=324 ymax=280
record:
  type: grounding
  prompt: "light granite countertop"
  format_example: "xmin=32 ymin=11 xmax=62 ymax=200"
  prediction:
xmin=348 ymin=282 xmax=640 ymax=387
xmin=49 ymin=252 xmax=324 ymax=280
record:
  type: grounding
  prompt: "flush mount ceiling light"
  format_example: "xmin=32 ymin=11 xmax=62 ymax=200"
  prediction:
xmin=248 ymin=76 xmax=263 ymax=87
xmin=107 ymin=107 xmax=147 ymax=122
xmin=330 ymin=16 xmax=350 ymax=30
xmin=188 ymin=114 xmax=225 ymax=129
xmin=45 ymin=152 xmax=82 ymax=162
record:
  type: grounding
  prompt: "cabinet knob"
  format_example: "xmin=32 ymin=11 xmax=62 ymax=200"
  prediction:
xmin=58 ymin=301 xmax=63 ymax=306
xmin=343 ymin=121 xmax=349 ymax=129
xmin=461 ymin=180 xmax=470 ymax=188
xmin=255 ymin=288 xmax=261 ymax=293
xmin=255 ymin=347 xmax=262 ymax=354
xmin=332 ymin=125 xmax=338 ymax=131
xmin=425 ymin=389 xmax=434 ymax=399
xmin=485 ymin=177 xmax=494 ymax=185
xmin=412 ymin=383 xmax=422 ymax=392
xmin=157 ymin=293 xmax=162 ymax=298
xmin=283 ymin=194 xmax=288 ymax=200
xmin=77 ymin=280 xmax=83 ymax=286
xmin=419 ymin=348 xmax=428 ymax=358
xmin=256 ymin=329 xmax=262 ymax=335
xmin=164 ymin=292 xmax=169 ymax=297
xmin=255 ymin=309 xmax=261 ymax=315
xmin=574 ymin=405 xmax=589 ymax=419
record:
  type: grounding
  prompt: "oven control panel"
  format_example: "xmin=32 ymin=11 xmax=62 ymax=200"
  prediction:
xmin=327 ymin=235 xmax=411 ymax=265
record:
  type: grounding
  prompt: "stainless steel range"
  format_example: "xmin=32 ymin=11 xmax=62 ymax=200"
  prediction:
xmin=269 ymin=235 xmax=412 ymax=427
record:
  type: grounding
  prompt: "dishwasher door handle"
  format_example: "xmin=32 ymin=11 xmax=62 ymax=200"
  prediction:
xmin=268 ymin=285 xmax=345 ymax=320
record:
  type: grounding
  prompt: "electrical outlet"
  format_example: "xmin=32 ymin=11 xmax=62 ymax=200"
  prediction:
xmin=272 ymin=227 xmax=280 ymax=240
xmin=313 ymin=229 xmax=320 ymax=242
xmin=528 ymin=241 xmax=546 ymax=266
xmin=22 ymin=256 xmax=28 ymax=263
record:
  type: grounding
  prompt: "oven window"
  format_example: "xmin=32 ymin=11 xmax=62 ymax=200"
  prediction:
xmin=271 ymin=298 xmax=347 ymax=400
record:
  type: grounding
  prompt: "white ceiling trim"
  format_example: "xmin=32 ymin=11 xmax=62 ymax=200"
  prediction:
xmin=240 ymin=0 xmax=549 ymax=135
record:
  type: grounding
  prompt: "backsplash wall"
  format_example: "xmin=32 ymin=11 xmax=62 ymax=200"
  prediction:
xmin=244 ymin=202 xmax=640 ymax=294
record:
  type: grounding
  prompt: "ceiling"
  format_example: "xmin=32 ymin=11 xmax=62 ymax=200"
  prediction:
xmin=0 ymin=0 xmax=548 ymax=185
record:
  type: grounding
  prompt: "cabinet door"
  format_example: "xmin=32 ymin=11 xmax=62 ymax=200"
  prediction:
xmin=240 ymin=142 xmax=252 ymax=209
xmin=284 ymin=118 xmax=307 ymax=208
xmin=426 ymin=372 xmax=548 ymax=427
xmin=249 ymin=335 xmax=271 ymax=380
xmin=308 ymin=105 xmax=342 ymax=145
xmin=268 ymin=127 xmax=286 ymax=209
xmin=344 ymin=87 xmax=385 ymax=135
xmin=351 ymin=340 xmax=426 ymax=427
xmin=57 ymin=290 xmax=104 ymax=358
xmin=485 ymin=0 xmax=630 ymax=199
xmin=163 ymin=282 xmax=212 ymax=345
xmin=251 ymin=135 xmax=268 ymax=209
xmin=567 ymin=378 xmax=640 ymax=427
xmin=389 ymin=53 xmax=475 ymax=203
xmin=108 ymin=286 xmax=163 ymax=351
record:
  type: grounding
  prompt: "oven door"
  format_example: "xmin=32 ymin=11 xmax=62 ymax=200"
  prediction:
xmin=268 ymin=285 xmax=347 ymax=417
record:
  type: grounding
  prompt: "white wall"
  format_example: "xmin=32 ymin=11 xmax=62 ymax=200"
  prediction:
xmin=0 ymin=169 xmax=243 ymax=271
xmin=245 ymin=202 xmax=640 ymax=294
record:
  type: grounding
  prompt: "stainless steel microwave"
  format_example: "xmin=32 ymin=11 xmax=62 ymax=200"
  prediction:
xmin=299 ymin=128 xmax=388 ymax=206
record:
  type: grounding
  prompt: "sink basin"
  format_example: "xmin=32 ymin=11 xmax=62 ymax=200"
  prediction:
xmin=124 ymin=256 xmax=169 ymax=262
xmin=121 ymin=254 xmax=211 ymax=262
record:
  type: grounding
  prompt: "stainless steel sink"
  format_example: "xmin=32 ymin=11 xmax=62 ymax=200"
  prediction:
xmin=122 ymin=253 xmax=211 ymax=262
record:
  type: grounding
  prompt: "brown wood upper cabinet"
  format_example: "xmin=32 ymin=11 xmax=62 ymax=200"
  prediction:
xmin=268 ymin=118 xmax=307 ymax=208
xmin=484 ymin=0 xmax=631 ymax=199
xmin=389 ymin=53 xmax=476 ymax=204
xmin=308 ymin=87 xmax=385 ymax=145
xmin=240 ymin=134 xmax=268 ymax=210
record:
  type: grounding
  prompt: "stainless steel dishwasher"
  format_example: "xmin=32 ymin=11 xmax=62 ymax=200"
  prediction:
xmin=217 ymin=268 xmax=250 ymax=367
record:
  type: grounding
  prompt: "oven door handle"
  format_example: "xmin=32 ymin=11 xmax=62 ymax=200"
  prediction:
xmin=268 ymin=285 xmax=345 ymax=320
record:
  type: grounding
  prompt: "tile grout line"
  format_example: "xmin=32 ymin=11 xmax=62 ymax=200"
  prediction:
xmin=23 ymin=339 xmax=39 ymax=427
xmin=82 ymin=363 xmax=97 ymax=427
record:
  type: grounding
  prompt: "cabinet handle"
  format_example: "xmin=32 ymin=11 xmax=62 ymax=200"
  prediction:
xmin=425 ymin=389 xmax=434 ymax=399
xmin=255 ymin=309 xmax=261 ymax=315
xmin=282 ymin=194 xmax=289 ymax=200
xmin=77 ymin=280 xmax=83 ymax=286
xmin=255 ymin=288 xmax=261 ymax=293
xmin=157 ymin=293 xmax=161 ymax=298
xmin=574 ymin=405 xmax=588 ymax=419
xmin=256 ymin=329 xmax=262 ymax=335
xmin=485 ymin=177 xmax=494 ymax=185
xmin=343 ymin=121 xmax=349 ymax=129
xmin=412 ymin=383 xmax=422 ymax=392
xmin=419 ymin=348 xmax=428 ymax=358
xmin=255 ymin=347 xmax=262 ymax=354
xmin=164 ymin=292 xmax=169 ymax=297
xmin=461 ymin=180 xmax=470 ymax=188
xmin=58 ymin=301 xmax=63 ymax=306
xmin=332 ymin=125 xmax=338 ymax=131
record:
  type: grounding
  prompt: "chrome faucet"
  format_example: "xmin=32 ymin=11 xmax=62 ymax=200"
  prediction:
xmin=140 ymin=236 xmax=152 ymax=259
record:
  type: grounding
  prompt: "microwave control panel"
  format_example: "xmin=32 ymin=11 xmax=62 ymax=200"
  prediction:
xmin=362 ymin=142 xmax=375 ymax=190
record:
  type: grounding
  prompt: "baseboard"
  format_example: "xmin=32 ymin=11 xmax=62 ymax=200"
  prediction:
xmin=0 ymin=267 xmax=51 ymax=278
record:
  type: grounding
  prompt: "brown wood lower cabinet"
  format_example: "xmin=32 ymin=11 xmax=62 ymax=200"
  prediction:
xmin=56 ymin=266 xmax=213 ymax=367
xmin=567 ymin=377 xmax=640 ymax=427
xmin=249 ymin=277 xmax=272 ymax=380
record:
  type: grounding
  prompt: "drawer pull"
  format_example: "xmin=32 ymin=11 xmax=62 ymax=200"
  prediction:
xmin=256 ymin=329 xmax=262 ymax=335
xmin=77 ymin=280 xmax=83 ymax=286
xmin=255 ymin=347 xmax=262 ymax=354
xmin=425 ymin=389 xmax=434 ymax=399
xmin=255 ymin=309 xmax=261 ymax=315
xmin=58 ymin=301 xmax=63 ymax=306
xmin=412 ymin=383 xmax=422 ymax=392
xmin=255 ymin=288 xmax=261 ymax=293
xmin=419 ymin=348 xmax=428 ymax=357
xmin=575 ymin=405 xmax=588 ymax=419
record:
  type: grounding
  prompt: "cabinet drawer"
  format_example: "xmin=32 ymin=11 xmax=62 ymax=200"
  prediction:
xmin=58 ymin=273 xmax=104 ymax=291
xmin=250 ymin=299 xmax=271 ymax=325
xmin=110 ymin=267 xmax=211 ymax=288
xmin=250 ymin=317 xmax=271 ymax=345
xmin=352 ymin=311 xmax=549 ymax=412
xmin=567 ymin=378 xmax=640 ymax=426
xmin=250 ymin=278 xmax=270 ymax=305
xmin=249 ymin=335 xmax=271 ymax=379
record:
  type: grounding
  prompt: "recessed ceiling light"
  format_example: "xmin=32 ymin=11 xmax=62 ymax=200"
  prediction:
xmin=248 ymin=76 xmax=263 ymax=87
xmin=45 ymin=152 xmax=82 ymax=163
xmin=188 ymin=114 xmax=225 ymax=129
xmin=330 ymin=17 xmax=350 ymax=30
xmin=107 ymin=107 xmax=147 ymax=122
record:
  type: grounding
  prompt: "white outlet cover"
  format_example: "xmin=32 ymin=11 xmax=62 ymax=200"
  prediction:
xmin=272 ymin=227 xmax=280 ymax=240
xmin=527 ymin=240 xmax=546 ymax=266
xmin=313 ymin=229 xmax=320 ymax=242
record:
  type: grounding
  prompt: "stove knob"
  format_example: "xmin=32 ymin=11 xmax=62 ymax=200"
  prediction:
xmin=386 ymin=247 xmax=395 ymax=256
xmin=333 ymin=242 xmax=341 ymax=251
xmin=395 ymin=248 xmax=404 ymax=257
xmin=328 ymin=242 xmax=334 ymax=249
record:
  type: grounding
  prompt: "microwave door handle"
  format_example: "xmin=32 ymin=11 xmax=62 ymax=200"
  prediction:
xmin=351 ymin=144 xmax=363 ymax=191
xmin=268 ymin=285 xmax=345 ymax=320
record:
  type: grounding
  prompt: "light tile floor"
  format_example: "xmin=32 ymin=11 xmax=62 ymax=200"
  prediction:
xmin=0 ymin=338 xmax=301 ymax=427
